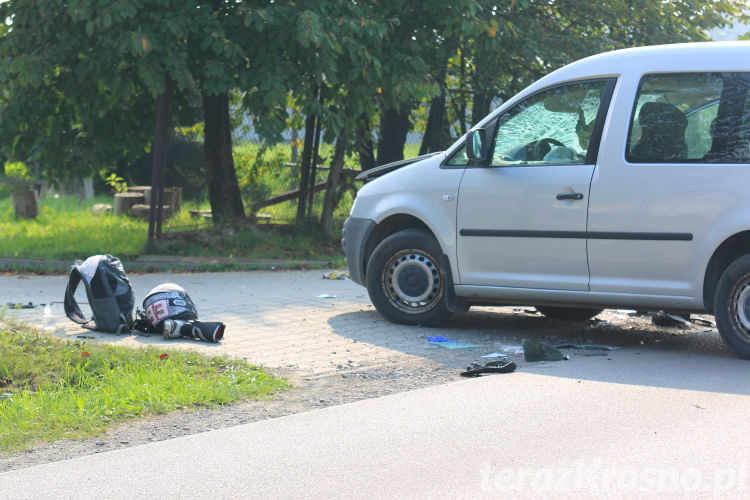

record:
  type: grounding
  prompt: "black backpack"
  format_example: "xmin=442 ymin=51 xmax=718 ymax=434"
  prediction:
xmin=64 ymin=254 xmax=135 ymax=333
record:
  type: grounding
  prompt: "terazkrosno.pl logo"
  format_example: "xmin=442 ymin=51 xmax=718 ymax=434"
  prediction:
xmin=479 ymin=460 xmax=749 ymax=494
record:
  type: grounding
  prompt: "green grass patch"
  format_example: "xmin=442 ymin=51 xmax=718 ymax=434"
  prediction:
xmin=0 ymin=323 xmax=290 ymax=452
xmin=0 ymin=140 xmax=421 ymax=265
xmin=0 ymin=195 xmax=345 ymax=266
xmin=0 ymin=195 xmax=148 ymax=260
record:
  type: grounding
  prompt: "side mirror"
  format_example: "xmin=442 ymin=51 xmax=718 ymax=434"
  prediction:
xmin=466 ymin=128 xmax=488 ymax=162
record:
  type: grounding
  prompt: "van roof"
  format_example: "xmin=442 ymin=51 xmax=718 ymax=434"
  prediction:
xmin=541 ymin=41 xmax=750 ymax=85
xmin=459 ymin=41 xmax=750 ymax=151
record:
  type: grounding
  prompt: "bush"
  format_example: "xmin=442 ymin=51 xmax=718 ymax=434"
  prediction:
xmin=234 ymin=144 xmax=291 ymax=211
xmin=3 ymin=161 xmax=31 ymax=180
xmin=1 ymin=161 xmax=33 ymax=198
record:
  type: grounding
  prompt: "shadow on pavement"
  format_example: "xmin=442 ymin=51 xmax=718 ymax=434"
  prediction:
xmin=328 ymin=307 xmax=750 ymax=396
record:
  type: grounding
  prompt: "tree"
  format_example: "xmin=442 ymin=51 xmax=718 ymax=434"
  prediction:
xmin=0 ymin=0 xmax=281 ymax=222
xmin=0 ymin=1 xmax=187 ymax=180
xmin=368 ymin=0 xmax=479 ymax=165
xmin=0 ymin=0 xmax=746 ymax=234
xmin=241 ymin=2 xmax=390 ymax=224
xmin=461 ymin=0 xmax=748 ymax=129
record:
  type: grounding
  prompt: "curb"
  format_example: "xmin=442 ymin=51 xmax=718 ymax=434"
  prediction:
xmin=0 ymin=256 xmax=333 ymax=274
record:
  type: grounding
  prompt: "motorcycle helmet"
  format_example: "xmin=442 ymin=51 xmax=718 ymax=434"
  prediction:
xmin=142 ymin=283 xmax=198 ymax=329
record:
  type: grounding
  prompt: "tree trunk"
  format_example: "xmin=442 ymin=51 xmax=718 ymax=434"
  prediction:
xmin=296 ymin=110 xmax=317 ymax=223
xmin=320 ymin=132 xmax=347 ymax=236
xmin=376 ymin=106 xmax=411 ymax=165
xmin=419 ymin=94 xmax=450 ymax=155
xmin=202 ymin=91 xmax=244 ymax=223
xmin=457 ymin=48 xmax=467 ymax=135
xmin=306 ymin=114 xmax=322 ymax=217
xmin=356 ymin=113 xmax=375 ymax=172
xmin=470 ymin=51 xmax=493 ymax=127
xmin=471 ymin=91 xmax=491 ymax=128
xmin=148 ymin=87 xmax=170 ymax=243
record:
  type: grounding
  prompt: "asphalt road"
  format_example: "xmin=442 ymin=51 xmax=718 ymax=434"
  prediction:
xmin=2 ymin=345 xmax=750 ymax=499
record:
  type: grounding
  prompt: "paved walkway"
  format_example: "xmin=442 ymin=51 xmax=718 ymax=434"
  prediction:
xmin=0 ymin=269 xmax=730 ymax=380
xmin=0 ymin=270 xmax=521 ymax=379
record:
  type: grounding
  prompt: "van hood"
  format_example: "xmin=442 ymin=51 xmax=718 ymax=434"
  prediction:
xmin=355 ymin=152 xmax=442 ymax=182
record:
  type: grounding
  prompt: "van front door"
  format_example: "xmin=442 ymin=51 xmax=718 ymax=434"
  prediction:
xmin=456 ymin=79 xmax=614 ymax=290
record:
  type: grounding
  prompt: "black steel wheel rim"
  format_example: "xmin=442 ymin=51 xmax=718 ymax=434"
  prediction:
xmin=732 ymin=277 xmax=750 ymax=341
xmin=381 ymin=249 xmax=443 ymax=315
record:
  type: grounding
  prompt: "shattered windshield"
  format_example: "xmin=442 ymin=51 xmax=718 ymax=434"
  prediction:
xmin=491 ymin=81 xmax=608 ymax=166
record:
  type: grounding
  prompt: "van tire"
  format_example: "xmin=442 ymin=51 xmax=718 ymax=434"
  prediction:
xmin=714 ymin=254 xmax=750 ymax=359
xmin=366 ymin=229 xmax=452 ymax=326
xmin=535 ymin=306 xmax=603 ymax=321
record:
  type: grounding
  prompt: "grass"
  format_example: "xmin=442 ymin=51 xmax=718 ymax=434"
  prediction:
xmin=0 ymin=195 xmax=346 ymax=267
xmin=0 ymin=321 xmax=290 ymax=452
xmin=0 ymin=195 xmax=148 ymax=260
xmin=0 ymin=140 xmax=421 ymax=267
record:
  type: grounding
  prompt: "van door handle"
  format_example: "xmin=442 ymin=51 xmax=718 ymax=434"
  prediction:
xmin=556 ymin=192 xmax=584 ymax=201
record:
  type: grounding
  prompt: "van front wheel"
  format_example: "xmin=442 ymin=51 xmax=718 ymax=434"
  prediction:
xmin=714 ymin=254 xmax=750 ymax=359
xmin=366 ymin=229 xmax=452 ymax=326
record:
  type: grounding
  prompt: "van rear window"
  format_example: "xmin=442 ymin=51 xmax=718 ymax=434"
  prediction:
xmin=627 ymin=73 xmax=750 ymax=164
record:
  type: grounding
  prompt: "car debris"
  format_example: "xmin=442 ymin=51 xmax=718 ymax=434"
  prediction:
xmin=691 ymin=316 xmax=716 ymax=327
xmin=461 ymin=359 xmax=517 ymax=377
xmin=322 ymin=271 xmax=350 ymax=280
xmin=523 ymin=340 xmax=565 ymax=362
xmin=5 ymin=302 xmax=35 ymax=309
xmin=553 ymin=343 xmax=620 ymax=351
xmin=427 ymin=336 xmax=480 ymax=349
xmin=652 ymin=311 xmax=691 ymax=327
xmin=431 ymin=342 xmax=481 ymax=349
xmin=427 ymin=335 xmax=455 ymax=343
xmin=615 ymin=309 xmax=639 ymax=315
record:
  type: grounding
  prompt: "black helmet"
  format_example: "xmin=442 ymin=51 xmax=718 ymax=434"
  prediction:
xmin=142 ymin=283 xmax=198 ymax=329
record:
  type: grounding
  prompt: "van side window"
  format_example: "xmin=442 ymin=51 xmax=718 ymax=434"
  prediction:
xmin=627 ymin=73 xmax=750 ymax=163
xmin=490 ymin=80 xmax=609 ymax=166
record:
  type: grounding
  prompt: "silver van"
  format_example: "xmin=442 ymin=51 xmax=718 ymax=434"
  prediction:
xmin=343 ymin=42 xmax=750 ymax=358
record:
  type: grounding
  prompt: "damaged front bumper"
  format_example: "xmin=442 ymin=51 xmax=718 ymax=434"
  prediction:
xmin=341 ymin=216 xmax=376 ymax=286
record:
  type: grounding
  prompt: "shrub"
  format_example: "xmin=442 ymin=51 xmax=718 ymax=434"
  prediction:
xmin=234 ymin=144 xmax=290 ymax=211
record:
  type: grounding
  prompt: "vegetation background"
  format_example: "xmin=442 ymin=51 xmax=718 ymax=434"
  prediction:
xmin=0 ymin=1 xmax=747 ymax=259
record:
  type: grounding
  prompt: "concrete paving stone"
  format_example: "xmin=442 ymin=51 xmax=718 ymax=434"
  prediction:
xmin=1 ymin=269 xmax=730 ymax=379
